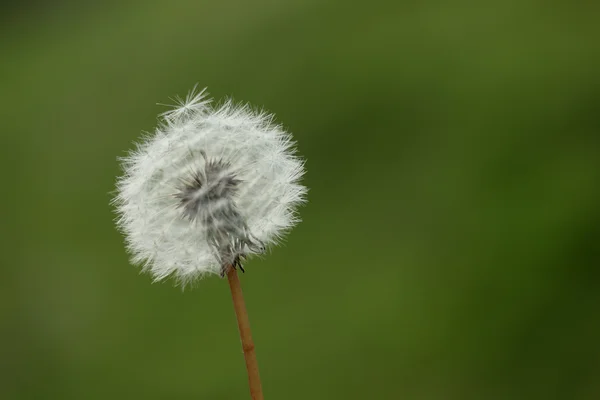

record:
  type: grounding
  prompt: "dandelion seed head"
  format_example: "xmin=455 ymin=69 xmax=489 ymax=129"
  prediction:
xmin=113 ymin=87 xmax=307 ymax=284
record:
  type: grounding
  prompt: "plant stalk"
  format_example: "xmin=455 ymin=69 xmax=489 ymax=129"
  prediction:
xmin=226 ymin=267 xmax=264 ymax=400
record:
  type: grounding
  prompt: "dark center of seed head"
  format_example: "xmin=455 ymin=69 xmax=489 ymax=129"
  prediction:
xmin=175 ymin=158 xmax=240 ymax=222
xmin=175 ymin=154 xmax=264 ymax=274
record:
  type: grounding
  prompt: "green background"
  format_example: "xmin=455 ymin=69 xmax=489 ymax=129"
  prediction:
xmin=2 ymin=1 xmax=599 ymax=399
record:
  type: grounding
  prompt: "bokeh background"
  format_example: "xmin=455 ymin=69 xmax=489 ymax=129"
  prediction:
xmin=2 ymin=1 xmax=599 ymax=399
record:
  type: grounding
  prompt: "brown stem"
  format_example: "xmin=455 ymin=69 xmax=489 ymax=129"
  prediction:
xmin=226 ymin=267 xmax=264 ymax=400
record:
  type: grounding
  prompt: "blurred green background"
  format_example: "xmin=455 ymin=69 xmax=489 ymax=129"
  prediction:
xmin=1 ymin=1 xmax=599 ymax=399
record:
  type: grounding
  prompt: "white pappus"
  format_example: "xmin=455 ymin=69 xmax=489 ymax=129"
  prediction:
xmin=113 ymin=87 xmax=307 ymax=284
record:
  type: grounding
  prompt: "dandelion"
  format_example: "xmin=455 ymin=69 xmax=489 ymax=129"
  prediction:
xmin=113 ymin=86 xmax=307 ymax=399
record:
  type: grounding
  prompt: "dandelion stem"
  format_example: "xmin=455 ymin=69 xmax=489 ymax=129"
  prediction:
xmin=226 ymin=267 xmax=264 ymax=400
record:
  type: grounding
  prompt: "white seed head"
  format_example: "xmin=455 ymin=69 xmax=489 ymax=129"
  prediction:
xmin=113 ymin=87 xmax=307 ymax=284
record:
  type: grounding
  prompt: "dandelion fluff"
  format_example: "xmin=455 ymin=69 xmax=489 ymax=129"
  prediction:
xmin=114 ymin=88 xmax=307 ymax=283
